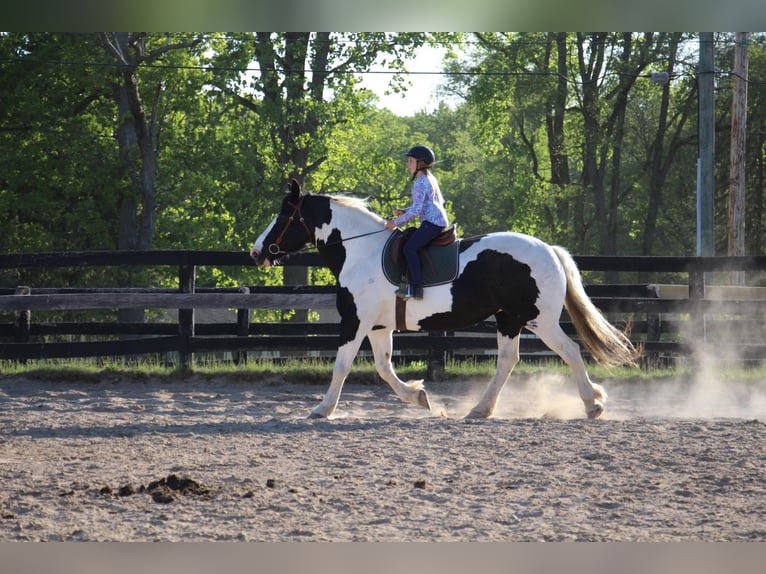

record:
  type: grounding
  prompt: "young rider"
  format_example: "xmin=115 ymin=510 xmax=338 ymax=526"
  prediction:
xmin=384 ymin=145 xmax=449 ymax=300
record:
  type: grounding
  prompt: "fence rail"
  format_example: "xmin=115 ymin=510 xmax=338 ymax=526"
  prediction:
xmin=2 ymin=250 xmax=766 ymax=373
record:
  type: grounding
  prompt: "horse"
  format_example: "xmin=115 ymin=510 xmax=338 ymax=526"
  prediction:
xmin=250 ymin=179 xmax=640 ymax=420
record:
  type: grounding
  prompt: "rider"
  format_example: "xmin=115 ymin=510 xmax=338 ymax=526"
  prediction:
xmin=384 ymin=145 xmax=449 ymax=300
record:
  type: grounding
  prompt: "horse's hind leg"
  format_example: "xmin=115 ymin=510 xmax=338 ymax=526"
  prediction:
xmin=367 ymin=328 xmax=431 ymax=411
xmin=466 ymin=332 xmax=520 ymax=419
xmin=529 ymin=321 xmax=607 ymax=419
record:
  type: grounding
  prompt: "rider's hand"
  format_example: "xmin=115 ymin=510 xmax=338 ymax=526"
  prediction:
xmin=384 ymin=220 xmax=396 ymax=230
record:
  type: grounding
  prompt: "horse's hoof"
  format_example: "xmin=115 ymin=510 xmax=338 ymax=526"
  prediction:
xmin=308 ymin=410 xmax=327 ymax=419
xmin=464 ymin=408 xmax=490 ymax=419
xmin=586 ymin=403 xmax=605 ymax=419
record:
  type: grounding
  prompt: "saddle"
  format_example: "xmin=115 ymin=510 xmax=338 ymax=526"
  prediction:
xmin=382 ymin=225 xmax=460 ymax=331
xmin=381 ymin=225 xmax=459 ymax=288
xmin=383 ymin=226 xmax=459 ymax=332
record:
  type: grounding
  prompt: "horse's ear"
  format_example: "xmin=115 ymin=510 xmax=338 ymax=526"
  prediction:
xmin=289 ymin=178 xmax=301 ymax=201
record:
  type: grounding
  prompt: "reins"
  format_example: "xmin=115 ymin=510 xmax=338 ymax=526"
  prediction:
xmin=266 ymin=195 xmax=389 ymax=260
xmin=320 ymin=228 xmax=388 ymax=247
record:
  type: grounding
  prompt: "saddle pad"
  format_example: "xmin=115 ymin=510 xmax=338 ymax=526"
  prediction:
xmin=381 ymin=229 xmax=460 ymax=287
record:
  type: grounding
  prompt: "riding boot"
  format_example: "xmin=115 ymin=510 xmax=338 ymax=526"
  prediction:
xmin=412 ymin=284 xmax=424 ymax=300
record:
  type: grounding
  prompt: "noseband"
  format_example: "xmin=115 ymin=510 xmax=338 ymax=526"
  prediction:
xmin=268 ymin=196 xmax=314 ymax=256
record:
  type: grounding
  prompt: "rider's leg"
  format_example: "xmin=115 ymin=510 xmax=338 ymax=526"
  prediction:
xmin=401 ymin=221 xmax=443 ymax=299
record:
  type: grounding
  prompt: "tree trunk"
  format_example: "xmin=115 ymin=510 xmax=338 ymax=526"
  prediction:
xmin=642 ymin=39 xmax=679 ymax=258
xmin=577 ymin=33 xmax=608 ymax=254
xmin=546 ymin=32 xmax=570 ymax=188
xmin=101 ymin=33 xmax=158 ymax=253
xmin=544 ymin=33 xmax=572 ymax=239
xmin=604 ymin=33 xmax=637 ymax=262
xmin=101 ymin=32 xmax=161 ymax=328
xmin=113 ymin=81 xmax=140 ymax=252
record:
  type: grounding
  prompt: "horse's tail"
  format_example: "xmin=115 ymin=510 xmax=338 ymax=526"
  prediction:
xmin=552 ymin=245 xmax=641 ymax=369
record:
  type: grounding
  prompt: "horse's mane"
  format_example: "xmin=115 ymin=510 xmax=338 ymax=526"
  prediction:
xmin=324 ymin=194 xmax=384 ymax=221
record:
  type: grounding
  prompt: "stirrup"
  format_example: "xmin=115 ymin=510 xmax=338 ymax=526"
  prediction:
xmin=395 ymin=284 xmax=412 ymax=299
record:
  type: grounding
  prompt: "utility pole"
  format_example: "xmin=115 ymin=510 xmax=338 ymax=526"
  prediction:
xmin=697 ymin=32 xmax=715 ymax=256
xmin=728 ymin=32 xmax=749 ymax=285
xmin=697 ymin=33 xmax=715 ymax=258
xmin=694 ymin=33 xmax=716 ymax=357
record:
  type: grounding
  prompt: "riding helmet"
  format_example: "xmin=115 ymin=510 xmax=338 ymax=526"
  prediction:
xmin=406 ymin=145 xmax=435 ymax=166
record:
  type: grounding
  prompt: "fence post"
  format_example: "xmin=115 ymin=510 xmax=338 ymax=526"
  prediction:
xmin=12 ymin=286 xmax=32 ymax=366
xmin=645 ymin=284 xmax=661 ymax=368
xmin=235 ymin=286 xmax=250 ymax=365
xmin=688 ymin=266 xmax=705 ymax=372
xmin=284 ymin=264 xmax=308 ymax=322
xmin=426 ymin=330 xmax=446 ymax=381
xmin=14 ymin=286 xmax=31 ymax=347
xmin=178 ymin=264 xmax=196 ymax=370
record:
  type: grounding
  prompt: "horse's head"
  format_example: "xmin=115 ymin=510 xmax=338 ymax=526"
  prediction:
xmin=250 ymin=179 xmax=315 ymax=267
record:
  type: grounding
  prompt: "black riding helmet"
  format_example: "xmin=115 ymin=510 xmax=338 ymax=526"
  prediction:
xmin=406 ymin=145 xmax=435 ymax=166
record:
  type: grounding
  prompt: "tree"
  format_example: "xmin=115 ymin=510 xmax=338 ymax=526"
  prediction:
xmin=5 ymin=30 xmax=766 ymax=300
xmin=451 ymin=32 xmax=704 ymax=263
xmin=205 ymin=32 xmax=438 ymax=302
xmin=98 ymin=32 xmax=204 ymax=252
xmin=0 ymin=34 xmax=117 ymax=257
xmin=745 ymin=35 xmax=766 ymax=257
xmin=445 ymin=33 xmax=556 ymax=237
xmin=209 ymin=33 xmax=433 ymax=188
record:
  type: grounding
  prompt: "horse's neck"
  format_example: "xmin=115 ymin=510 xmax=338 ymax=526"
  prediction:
xmin=316 ymin=201 xmax=383 ymax=244
xmin=315 ymin=200 xmax=385 ymax=276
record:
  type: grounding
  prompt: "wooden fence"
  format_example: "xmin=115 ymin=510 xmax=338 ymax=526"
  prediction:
xmin=1 ymin=250 xmax=766 ymax=375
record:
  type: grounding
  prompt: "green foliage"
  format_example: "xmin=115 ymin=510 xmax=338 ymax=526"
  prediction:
xmin=3 ymin=32 xmax=766 ymax=299
xmin=0 ymin=34 xmax=118 ymax=253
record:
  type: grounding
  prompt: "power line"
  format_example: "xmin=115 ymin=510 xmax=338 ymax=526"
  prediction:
xmin=3 ymin=31 xmax=766 ymax=86
xmin=4 ymin=55 xmax=766 ymax=87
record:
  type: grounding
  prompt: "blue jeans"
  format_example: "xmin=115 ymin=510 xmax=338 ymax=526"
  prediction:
xmin=403 ymin=221 xmax=444 ymax=286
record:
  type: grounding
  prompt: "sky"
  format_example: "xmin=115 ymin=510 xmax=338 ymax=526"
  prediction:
xmin=361 ymin=44 xmax=459 ymax=116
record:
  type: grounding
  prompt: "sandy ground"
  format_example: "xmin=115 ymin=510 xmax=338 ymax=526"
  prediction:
xmin=1 ymin=371 xmax=765 ymax=542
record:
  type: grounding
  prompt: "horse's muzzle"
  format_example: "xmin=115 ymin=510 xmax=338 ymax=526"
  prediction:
xmin=249 ymin=249 xmax=271 ymax=268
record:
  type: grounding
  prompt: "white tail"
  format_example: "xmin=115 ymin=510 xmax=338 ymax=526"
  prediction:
xmin=552 ymin=246 xmax=641 ymax=369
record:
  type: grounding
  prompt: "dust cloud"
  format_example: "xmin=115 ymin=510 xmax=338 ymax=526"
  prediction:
xmin=328 ymin=363 xmax=765 ymax=422
xmin=432 ymin=297 xmax=766 ymax=422
xmin=423 ymin=367 xmax=765 ymax=422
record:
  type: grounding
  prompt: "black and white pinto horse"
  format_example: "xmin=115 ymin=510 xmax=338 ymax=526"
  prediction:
xmin=251 ymin=179 xmax=640 ymax=419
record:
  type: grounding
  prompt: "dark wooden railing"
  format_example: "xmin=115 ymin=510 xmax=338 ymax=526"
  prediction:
xmin=2 ymin=250 xmax=766 ymax=374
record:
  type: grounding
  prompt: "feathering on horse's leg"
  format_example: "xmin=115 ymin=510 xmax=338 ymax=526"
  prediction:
xmin=466 ymin=332 xmax=520 ymax=419
xmin=309 ymin=337 xmax=365 ymax=419
xmin=367 ymin=329 xmax=431 ymax=411
xmin=531 ymin=322 xmax=607 ymax=419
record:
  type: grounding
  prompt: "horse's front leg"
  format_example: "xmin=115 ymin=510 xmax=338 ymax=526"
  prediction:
xmin=309 ymin=333 xmax=365 ymax=418
xmin=367 ymin=328 xmax=431 ymax=411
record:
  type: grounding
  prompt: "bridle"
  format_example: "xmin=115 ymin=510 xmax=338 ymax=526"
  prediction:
xmin=266 ymin=195 xmax=388 ymax=259
xmin=267 ymin=196 xmax=314 ymax=256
